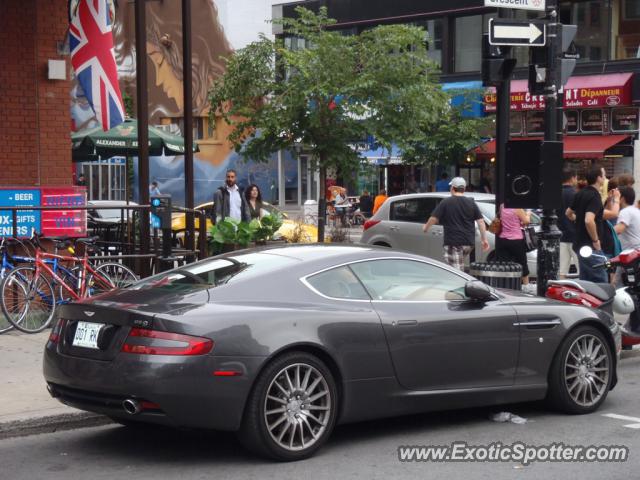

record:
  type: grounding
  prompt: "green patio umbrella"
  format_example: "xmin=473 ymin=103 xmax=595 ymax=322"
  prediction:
xmin=71 ymin=118 xmax=196 ymax=160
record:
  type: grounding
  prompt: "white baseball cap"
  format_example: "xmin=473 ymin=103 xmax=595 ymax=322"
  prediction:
xmin=449 ymin=177 xmax=467 ymax=189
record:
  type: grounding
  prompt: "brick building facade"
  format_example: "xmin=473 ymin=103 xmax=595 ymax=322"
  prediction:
xmin=0 ymin=0 xmax=72 ymax=187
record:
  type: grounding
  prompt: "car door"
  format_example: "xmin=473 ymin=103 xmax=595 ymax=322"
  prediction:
xmin=349 ymin=258 xmax=520 ymax=391
xmin=387 ymin=197 xmax=441 ymax=258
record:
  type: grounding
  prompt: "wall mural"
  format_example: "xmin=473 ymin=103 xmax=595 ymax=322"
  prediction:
xmin=71 ymin=0 xmax=296 ymax=206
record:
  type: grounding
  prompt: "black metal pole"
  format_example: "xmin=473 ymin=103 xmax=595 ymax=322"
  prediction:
xmin=495 ymin=77 xmax=511 ymax=214
xmin=135 ymin=0 xmax=150 ymax=277
xmin=317 ymin=167 xmax=326 ymax=242
xmin=182 ymin=0 xmax=195 ymax=259
xmin=537 ymin=0 xmax=562 ymax=296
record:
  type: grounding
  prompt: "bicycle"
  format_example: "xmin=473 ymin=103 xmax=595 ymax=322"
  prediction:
xmin=1 ymin=234 xmax=138 ymax=334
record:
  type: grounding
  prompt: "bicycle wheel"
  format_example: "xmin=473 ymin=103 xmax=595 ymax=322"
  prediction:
xmin=87 ymin=262 xmax=138 ymax=297
xmin=0 ymin=268 xmax=15 ymax=334
xmin=1 ymin=266 xmax=56 ymax=334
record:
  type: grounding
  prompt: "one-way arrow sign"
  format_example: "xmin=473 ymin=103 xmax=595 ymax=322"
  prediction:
xmin=489 ymin=18 xmax=546 ymax=47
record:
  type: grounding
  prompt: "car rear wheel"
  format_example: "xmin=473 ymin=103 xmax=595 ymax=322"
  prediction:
xmin=238 ymin=352 xmax=338 ymax=461
xmin=547 ymin=326 xmax=613 ymax=414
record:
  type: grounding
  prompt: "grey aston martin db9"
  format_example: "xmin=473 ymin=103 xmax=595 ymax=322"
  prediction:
xmin=43 ymin=244 xmax=621 ymax=461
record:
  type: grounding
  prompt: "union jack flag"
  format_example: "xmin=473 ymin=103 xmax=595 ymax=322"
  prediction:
xmin=69 ymin=0 xmax=125 ymax=131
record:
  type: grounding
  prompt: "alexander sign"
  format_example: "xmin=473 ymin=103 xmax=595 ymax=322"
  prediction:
xmin=484 ymin=75 xmax=633 ymax=112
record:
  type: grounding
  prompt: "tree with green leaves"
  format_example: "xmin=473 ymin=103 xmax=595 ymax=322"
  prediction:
xmin=209 ymin=6 xmax=484 ymax=239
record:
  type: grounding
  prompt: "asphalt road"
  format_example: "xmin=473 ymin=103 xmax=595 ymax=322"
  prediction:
xmin=2 ymin=351 xmax=640 ymax=480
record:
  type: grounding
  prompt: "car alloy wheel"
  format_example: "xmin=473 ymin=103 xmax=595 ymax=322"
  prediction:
xmin=564 ymin=333 xmax=610 ymax=408
xmin=547 ymin=326 xmax=613 ymax=414
xmin=264 ymin=363 xmax=331 ymax=452
xmin=238 ymin=352 xmax=337 ymax=461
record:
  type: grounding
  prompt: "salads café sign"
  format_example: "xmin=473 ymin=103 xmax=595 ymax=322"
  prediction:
xmin=484 ymin=83 xmax=633 ymax=112
xmin=484 ymin=0 xmax=545 ymax=11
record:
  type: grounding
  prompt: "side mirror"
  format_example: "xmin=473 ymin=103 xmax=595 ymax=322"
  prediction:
xmin=465 ymin=280 xmax=493 ymax=302
xmin=579 ymin=246 xmax=593 ymax=258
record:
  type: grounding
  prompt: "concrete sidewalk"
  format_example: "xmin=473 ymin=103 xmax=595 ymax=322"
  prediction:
xmin=0 ymin=330 xmax=108 ymax=439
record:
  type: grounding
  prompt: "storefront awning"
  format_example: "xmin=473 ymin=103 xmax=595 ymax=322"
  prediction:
xmin=484 ymin=72 xmax=634 ymax=112
xmin=474 ymin=134 xmax=632 ymax=160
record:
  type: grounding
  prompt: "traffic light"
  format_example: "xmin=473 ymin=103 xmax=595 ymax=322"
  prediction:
xmin=557 ymin=24 xmax=578 ymax=87
xmin=481 ymin=33 xmax=516 ymax=87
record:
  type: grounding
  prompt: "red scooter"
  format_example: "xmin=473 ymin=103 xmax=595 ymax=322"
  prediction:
xmin=546 ymin=247 xmax=640 ymax=349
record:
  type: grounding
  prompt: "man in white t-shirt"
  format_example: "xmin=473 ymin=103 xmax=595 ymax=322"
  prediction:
xmin=615 ymin=187 xmax=640 ymax=250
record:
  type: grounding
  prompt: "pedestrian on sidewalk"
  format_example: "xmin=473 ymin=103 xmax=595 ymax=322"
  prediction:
xmin=359 ymin=190 xmax=373 ymax=218
xmin=214 ymin=169 xmax=250 ymax=224
xmin=566 ymin=166 xmax=608 ymax=283
xmin=245 ymin=184 xmax=265 ymax=220
xmin=373 ymin=189 xmax=388 ymax=215
xmin=615 ymin=187 xmax=640 ymax=251
xmin=423 ymin=177 xmax=489 ymax=271
xmin=496 ymin=205 xmax=531 ymax=285
xmin=558 ymin=167 xmax=579 ymax=279
xmin=149 ymin=181 xmax=161 ymax=196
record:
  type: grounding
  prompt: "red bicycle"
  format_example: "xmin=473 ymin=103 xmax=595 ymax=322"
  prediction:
xmin=0 ymin=235 xmax=137 ymax=333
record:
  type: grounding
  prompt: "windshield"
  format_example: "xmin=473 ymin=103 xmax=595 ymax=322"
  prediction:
xmin=129 ymin=252 xmax=299 ymax=292
xmin=477 ymin=200 xmax=540 ymax=225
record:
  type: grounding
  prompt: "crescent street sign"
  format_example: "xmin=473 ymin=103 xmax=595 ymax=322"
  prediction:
xmin=484 ymin=0 xmax=546 ymax=11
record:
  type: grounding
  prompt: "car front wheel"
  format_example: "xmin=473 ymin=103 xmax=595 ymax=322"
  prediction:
xmin=547 ymin=326 xmax=613 ymax=414
xmin=238 ymin=352 xmax=338 ymax=461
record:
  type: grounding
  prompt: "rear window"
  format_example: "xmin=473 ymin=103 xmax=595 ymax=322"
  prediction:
xmin=390 ymin=198 xmax=439 ymax=223
xmin=129 ymin=252 xmax=299 ymax=292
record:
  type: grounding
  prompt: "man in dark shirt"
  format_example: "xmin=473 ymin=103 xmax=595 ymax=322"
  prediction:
xmin=566 ymin=166 xmax=607 ymax=283
xmin=423 ymin=177 xmax=489 ymax=271
xmin=558 ymin=168 xmax=578 ymax=279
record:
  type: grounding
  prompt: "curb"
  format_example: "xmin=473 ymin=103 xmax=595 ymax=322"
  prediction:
xmin=0 ymin=412 xmax=113 ymax=440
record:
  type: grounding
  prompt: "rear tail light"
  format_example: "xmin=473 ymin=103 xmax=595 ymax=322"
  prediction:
xmin=363 ymin=219 xmax=381 ymax=231
xmin=121 ymin=328 xmax=213 ymax=356
xmin=48 ymin=318 xmax=66 ymax=345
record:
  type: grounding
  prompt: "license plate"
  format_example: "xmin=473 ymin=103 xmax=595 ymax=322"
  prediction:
xmin=72 ymin=321 xmax=104 ymax=349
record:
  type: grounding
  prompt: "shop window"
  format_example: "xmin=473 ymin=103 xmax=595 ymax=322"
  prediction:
xmin=454 ymin=14 xmax=496 ymax=72
xmin=565 ymin=110 xmax=579 ymax=133
xmin=611 ymin=107 xmax=640 ymax=132
xmin=510 ymin=112 xmax=523 ymax=136
xmin=581 ymin=110 xmax=604 ymax=133
xmin=414 ymin=18 xmax=443 ymax=66
xmin=559 ymin=1 xmax=610 ymax=63
xmin=612 ymin=0 xmax=640 ymax=59
xmin=526 ymin=111 xmax=545 ymax=136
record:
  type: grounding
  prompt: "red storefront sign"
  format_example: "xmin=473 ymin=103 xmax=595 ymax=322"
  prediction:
xmin=484 ymin=73 xmax=634 ymax=112
xmin=40 ymin=187 xmax=87 ymax=237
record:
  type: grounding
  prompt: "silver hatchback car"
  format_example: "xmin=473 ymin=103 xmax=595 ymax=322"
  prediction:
xmin=360 ymin=192 xmax=553 ymax=278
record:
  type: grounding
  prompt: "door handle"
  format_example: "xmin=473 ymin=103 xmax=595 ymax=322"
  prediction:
xmin=389 ymin=226 xmax=399 ymax=231
xmin=395 ymin=319 xmax=418 ymax=326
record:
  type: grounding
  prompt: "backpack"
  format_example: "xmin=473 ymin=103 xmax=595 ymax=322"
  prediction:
xmin=602 ymin=220 xmax=622 ymax=257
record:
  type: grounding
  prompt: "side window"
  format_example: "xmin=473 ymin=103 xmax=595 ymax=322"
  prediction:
xmin=350 ymin=259 xmax=467 ymax=301
xmin=390 ymin=198 xmax=439 ymax=223
xmin=305 ymin=266 xmax=370 ymax=300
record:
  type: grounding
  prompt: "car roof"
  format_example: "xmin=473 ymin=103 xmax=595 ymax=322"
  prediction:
xmin=213 ymin=243 xmax=465 ymax=277
xmin=387 ymin=192 xmax=495 ymax=202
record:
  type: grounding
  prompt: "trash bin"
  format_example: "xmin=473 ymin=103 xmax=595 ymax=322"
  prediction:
xmin=303 ymin=199 xmax=318 ymax=225
xmin=469 ymin=262 xmax=523 ymax=290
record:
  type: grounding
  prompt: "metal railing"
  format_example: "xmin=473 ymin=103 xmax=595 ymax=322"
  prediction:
xmin=0 ymin=204 xmax=209 ymax=277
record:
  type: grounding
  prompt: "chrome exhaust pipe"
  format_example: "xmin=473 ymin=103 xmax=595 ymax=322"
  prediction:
xmin=46 ymin=384 xmax=58 ymax=398
xmin=122 ymin=398 xmax=141 ymax=415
